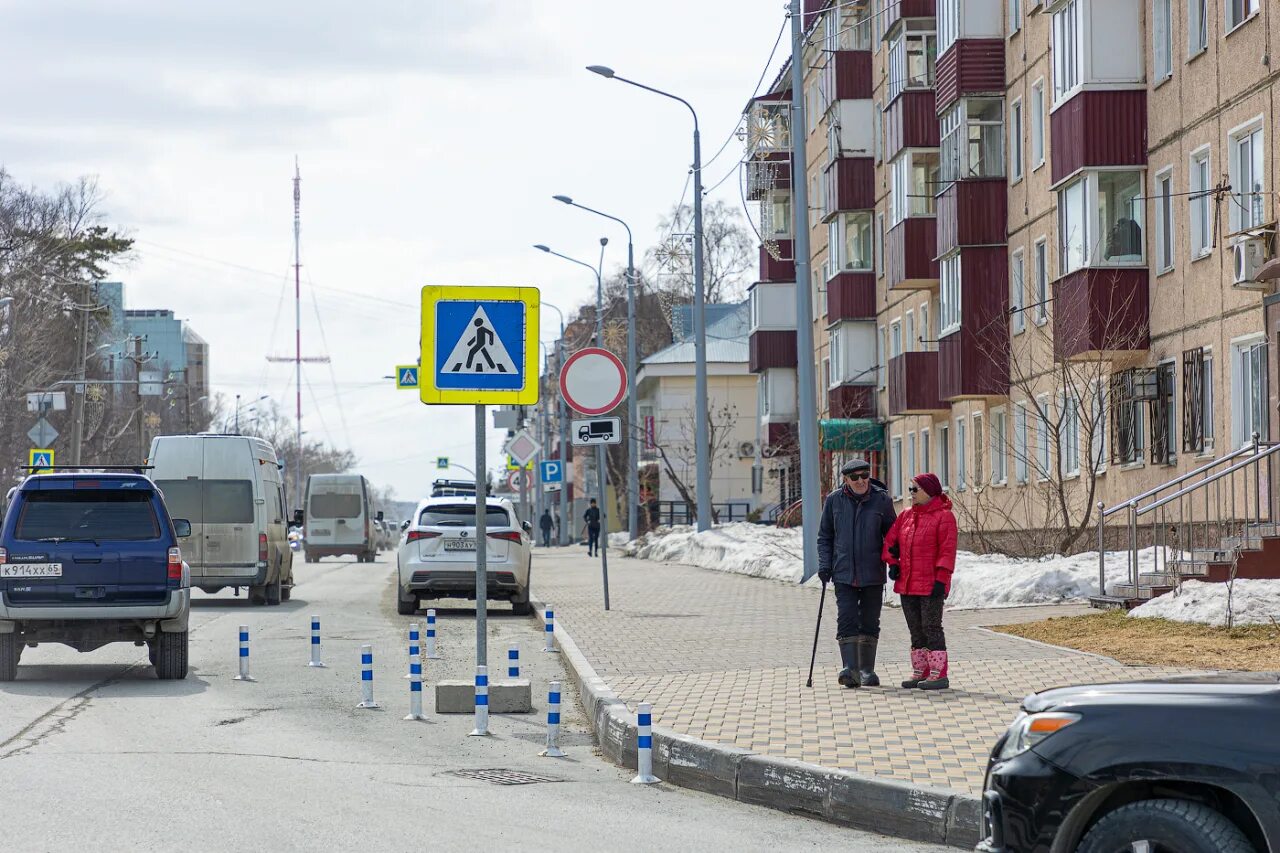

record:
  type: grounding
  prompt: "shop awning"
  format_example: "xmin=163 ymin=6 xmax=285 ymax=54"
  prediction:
xmin=820 ymin=418 xmax=885 ymax=452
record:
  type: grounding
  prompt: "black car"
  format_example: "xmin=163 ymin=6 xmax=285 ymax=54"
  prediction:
xmin=978 ymin=674 xmax=1279 ymax=853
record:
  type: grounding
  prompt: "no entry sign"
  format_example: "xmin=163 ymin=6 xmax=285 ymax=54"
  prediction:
xmin=559 ymin=347 xmax=627 ymax=416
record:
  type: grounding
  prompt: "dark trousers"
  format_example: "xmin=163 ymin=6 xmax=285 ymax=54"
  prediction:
xmin=901 ymin=594 xmax=947 ymax=650
xmin=834 ymin=582 xmax=884 ymax=639
xmin=541 ymin=530 xmax=552 ymax=547
xmin=587 ymin=525 xmax=601 ymax=554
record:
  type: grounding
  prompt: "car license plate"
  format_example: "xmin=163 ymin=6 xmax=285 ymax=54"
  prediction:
xmin=443 ymin=539 xmax=476 ymax=551
xmin=2 ymin=563 xmax=63 ymax=578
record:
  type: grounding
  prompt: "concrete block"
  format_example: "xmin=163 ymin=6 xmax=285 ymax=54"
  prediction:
xmin=434 ymin=679 xmax=532 ymax=714
xmin=827 ymin=771 xmax=951 ymax=844
xmin=656 ymin=730 xmax=752 ymax=799
xmin=736 ymin=755 xmax=831 ymax=818
xmin=600 ymin=705 xmax=636 ymax=768
xmin=944 ymin=794 xmax=983 ymax=848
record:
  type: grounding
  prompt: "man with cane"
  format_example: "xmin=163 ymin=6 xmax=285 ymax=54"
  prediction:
xmin=814 ymin=459 xmax=896 ymax=688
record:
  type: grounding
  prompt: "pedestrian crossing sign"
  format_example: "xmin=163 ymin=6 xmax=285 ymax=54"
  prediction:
xmin=395 ymin=365 xmax=419 ymax=390
xmin=420 ymin=286 xmax=540 ymax=405
xmin=29 ymin=449 xmax=54 ymax=472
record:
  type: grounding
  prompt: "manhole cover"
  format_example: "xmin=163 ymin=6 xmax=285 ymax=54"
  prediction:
xmin=446 ymin=768 xmax=564 ymax=786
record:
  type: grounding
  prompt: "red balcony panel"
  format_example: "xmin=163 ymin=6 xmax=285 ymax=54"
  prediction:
xmin=823 ymin=158 xmax=876 ymax=219
xmin=935 ymin=39 xmax=1006 ymax=113
xmin=759 ymin=240 xmax=796 ymax=283
xmin=939 ymin=247 xmax=1009 ymax=399
xmin=766 ymin=421 xmax=798 ymax=452
xmin=829 ymin=384 xmax=876 ymax=419
xmin=750 ymin=329 xmax=799 ymax=373
xmin=821 ymin=50 xmax=874 ymax=113
xmin=803 ymin=0 xmax=832 ymax=31
xmin=887 ymin=218 xmax=940 ymax=291
xmin=885 ymin=0 xmax=936 ymax=34
xmin=1051 ymin=90 xmax=1147 ymax=185
xmin=889 ymin=351 xmax=948 ymax=415
xmin=937 ymin=179 xmax=1007 ymax=255
xmin=745 ymin=153 xmax=791 ymax=201
xmin=826 ymin=272 xmax=877 ymax=322
xmin=1053 ymin=268 xmax=1151 ymax=360
xmin=886 ymin=91 xmax=939 ymax=161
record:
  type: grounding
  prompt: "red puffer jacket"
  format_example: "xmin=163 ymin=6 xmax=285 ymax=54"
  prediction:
xmin=881 ymin=494 xmax=958 ymax=596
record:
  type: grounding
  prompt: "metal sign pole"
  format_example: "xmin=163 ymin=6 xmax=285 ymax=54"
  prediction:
xmin=596 ymin=442 xmax=611 ymax=610
xmin=474 ymin=404 xmax=488 ymax=668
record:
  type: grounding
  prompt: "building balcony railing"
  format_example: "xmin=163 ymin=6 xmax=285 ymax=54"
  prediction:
xmin=745 ymin=98 xmax=792 ymax=159
xmin=820 ymin=49 xmax=873 ymax=115
xmin=885 ymin=91 xmax=939 ymax=162
xmin=936 ymin=179 xmax=1007 ymax=256
xmin=935 ymin=39 xmax=1005 ymax=114
xmin=1050 ymin=90 xmax=1147 ymax=186
xmin=829 ymin=383 xmax=876 ymax=420
xmin=759 ymin=240 xmax=796 ymax=283
xmin=883 ymin=0 xmax=936 ymax=36
xmin=825 ymin=271 xmax=876 ymax=322
xmin=749 ymin=329 xmax=798 ymax=373
xmin=888 ymin=351 xmax=949 ymax=415
xmin=823 ymin=157 xmax=875 ymax=221
xmin=1053 ymin=267 xmax=1151 ymax=361
xmin=886 ymin=219 xmax=939 ymax=291
xmin=745 ymin=154 xmax=792 ymax=202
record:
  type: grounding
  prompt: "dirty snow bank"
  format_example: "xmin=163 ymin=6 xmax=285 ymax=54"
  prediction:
xmin=1131 ymin=579 xmax=1280 ymax=627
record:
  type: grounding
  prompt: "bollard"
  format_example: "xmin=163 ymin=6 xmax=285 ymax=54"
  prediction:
xmin=468 ymin=665 xmax=490 ymax=736
xmin=357 ymin=644 xmax=380 ymax=709
xmin=543 ymin=608 xmax=557 ymax=653
xmin=404 ymin=653 xmax=426 ymax=721
xmin=425 ymin=609 xmax=442 ymax=660
xmin=630 ymin=702 xmax=660 ymax=784
xmin=234 ymin=625 xmax=255 ymax=682
xmin=404 ymin=623 xmax=420 ymax=679
xmin=507 ymin=643 xmax=519 ymax=679
xmin=539 ymin=680 xmax=566 ymax=758
xmin=308 ymin=615 xmax=325 ymax=668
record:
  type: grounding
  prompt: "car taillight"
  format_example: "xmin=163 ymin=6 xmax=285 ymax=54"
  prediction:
xmin=407 ymin=531 xmax=442 ymax=543
xmin=0 ymin=547 xmax=7 ymax=564
xmin=259 ymin=533 xmax=268 ymax=562
xmin=487 ymin=531 xmax=522 ymax=543
xmin=168 ymin=547 xmax=183 ymax=580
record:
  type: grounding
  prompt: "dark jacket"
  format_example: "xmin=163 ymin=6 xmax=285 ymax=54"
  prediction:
xmin=539 ymin=513 xmax=553 ymax=532
xmin=584 ymin=506 xmax=601 ymax=529
xmin=817 ymin=480 xmax=896 ymax=587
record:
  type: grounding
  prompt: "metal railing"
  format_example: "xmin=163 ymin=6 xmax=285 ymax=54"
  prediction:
xmin=652 ymin=501 xmax=751 ymax=528
xmin=1097 ymin=434 xmax=1278 ymax=596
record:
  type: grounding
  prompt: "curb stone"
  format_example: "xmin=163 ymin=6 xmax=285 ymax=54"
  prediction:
xmin=530 ymin=599 xmax=982 ymax=848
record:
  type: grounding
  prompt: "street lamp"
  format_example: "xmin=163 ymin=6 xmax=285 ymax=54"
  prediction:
xmin=553 ymin=194 xmax=641 ymax=541
xmin=586 ymin=64 xmax=710 ymax=532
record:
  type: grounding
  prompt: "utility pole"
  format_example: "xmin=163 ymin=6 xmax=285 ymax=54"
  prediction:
xmin=293 ymin=161 xmax=303 ymax=509
xmin=126 ymin=336 xmax=154 ymax=464
xmin=70 ymin=283 xmax=96 ymax=466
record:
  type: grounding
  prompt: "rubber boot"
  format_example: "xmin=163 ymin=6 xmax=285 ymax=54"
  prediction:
xmin=856 ymin=636 xmax=880 ymax=687
xmin=901 ymin=648 xmax=929 ymax=689
xmin=919 ymin=650 xmax=950 ymax=690
xmin=837 ymin=637 xmax=860 ymax=688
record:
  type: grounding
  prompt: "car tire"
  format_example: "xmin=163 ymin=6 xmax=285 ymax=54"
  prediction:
xmin=249 ymin=585 xmax=267 ymax=606
xmin=397 ymin=595 xmax=417 ymax=615
xmin=1077 ymin=799 xmax=1256 ymax=853
xmin=511 ymin=559 xmax=533 ymax=615
xmin=147 ymin=642 xmax=158 ymax=666
xmin=0 ymin=633 xmax=20 ymax=681
xmin=153 ymin=630 xmax=189 ymax=680
xmin=281 ymin=581 xmax=292 ymax=602
xmin=266 ymin=574 xmax=282 ymax=606
xmin=305 ymin=551 xmax=317 ymax=563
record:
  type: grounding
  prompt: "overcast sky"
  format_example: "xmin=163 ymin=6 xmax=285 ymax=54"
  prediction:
xmin=3 ymin=0 xmax=788 ymax=503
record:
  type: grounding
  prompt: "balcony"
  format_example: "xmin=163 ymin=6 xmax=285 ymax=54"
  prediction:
xmin=823 ymin=158 xmax=875 ymax=220
xmin=750 ymin=330 xmax=798 ymax=373
xmin=826 ymin=272 xmax=876 ymax=322
xmin=745 ymin=98 xmax=791 ymax=159
xmin=765 ymin=421 xmax=798 ymax=454
xmin=937 ymin=179 xmax=1007 ymax=256
xmin=1053 ymin=268 xmax=1151 ymax=360
xmin=888 ymin=351 xmax=949 ymax=415
xmin=820 ymin=50 xmax=873 ymax=115
xmin=759 ymin=240 xmax=796 ymax=283
xmin=749 ymin=280 xmax=797 ymax=332
xmin=935 ymin=39 xmax=1005 ymax=113
xmin=885 ymin=91 xmax=939 ymax=162
xmin=886 ymin=219 xmax=939 ymax=291
xmin=939 ymin=246 xmax=1010 ymax=399
xmin=1051 ymin=90 xmax=1147 ymax=185
xmin=829 ymin=384 xmax=876 ymax=420
xmin=745 ymin=154 xmax=792 ymax=202
xmin=883 ymin=0 xmax=936 ymax=35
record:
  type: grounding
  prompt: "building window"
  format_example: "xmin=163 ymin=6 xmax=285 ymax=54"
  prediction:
xmin=1010 ymin=249 xmax=1026 ymax=334
xmin=873 ymin=103 xmax=883 ymax=163
xmin=956 ymin=418 xmax=968 ymax=490
xmin=873 ymin=0 xmax=883 ymax=44
xmin=890 ymin=320 xmax=902 ymax=357
xmin=939 ymin=423 xmax=950 ymax=488
xmin=1151 ymin=361 xmax=1177 ymax=465
xmin=825 ymin=1 xmax=873 ymax=52
xmin=905 ymin=311 xmax=915 ymax=353
xmin=920 ymin=301 xmax=931 ymax=351
xmin=907 ymin=432 xmax=917 ymax=487
xmin=1155 ymin=170 xmax=1174 ymax=273
xmin=1052 ymin=0 xmax=1083 ymax=101
xmin=1188 ymin=0 xmax=1208 ymax=55
xmin=875 ymin=212 xmax=886 ymax=277
xmin=940 ymin=99 xmax=1004 ymax=183
xmin=1111 ymin=369 xmax=1148 ymax=465
xmin=765 ymin=191 xmax=792 ymax=240
xmin=991 ymin=408 xmax=1008 ymax=485
xmin=823 ymin=356 xmax=832 ymax=391
xmin=1059 ymin=177 xmax=1088 ymax=274
xmin=1089 ymin=381 xmax=1107 ymax=474
xmin=1232 ymin=337 xmax=1269 ymax=447
xmin=1182 ymin=347 xmax=1214 ymax=454
xmin=1035 ymin=395 xmax=1052 ymax=478
xmin=1014 ymin=403 xmax=1029 ymax=483
xmin=1010 ymin=98 xmax=1024 ymax=182
xmin=1153 ymin=0 xmax=1172 ymax=80
xmin=972 ymin=414 xmax=985 ymax=487
xmin=1060 ymin=393 xmax=1081 ymax=476
xmin=890 ymin=151 xmax=941 ymax=224
xmin=922 ymin=429 xmax=931 ymax=474
xmin=828 ymin=331 xmax=841 ymax=388
xmin=1058 ymin=171 xmax=1146 ymax=274
xmin=830 ymin=211 xmax=874 ymax=272
xmin=940 ymin=253 xmax=962 ymax=335
xmin=877 ymin=326 xmax=888 ymax=388
xmin=938 ymin=0 xmax=960 ymax=54
xmin=1230 ymin=123 xmax=1264 ymax=232
xmin=1034 ymin=238 xmax=1049 ymax=325
xmin=891 ymin=436 xmax=904 ymax=498
xmin=888 ymin=22 xmax=937 ymax=102
xmin=1190 ymin=148 xmax=1213 ymax=257
xmin=1030 ymin=80 xmax=1045 ymax=167
xmin=1009 ymin=0 xmax=1022 ymax=35
xmin=760 ymin=372 xmax=771 ymax=416
xmin=1227 ymin=0 xmax=1259 ymax=31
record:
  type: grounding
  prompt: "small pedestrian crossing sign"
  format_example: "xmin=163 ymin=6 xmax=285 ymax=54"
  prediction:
xmin=396 ymin=365 xmax=419 ymax=390
xmin=29 ymin=449 xmax=54 ymax=472
xmin=420 ymin=286 xmax=540 ymax=405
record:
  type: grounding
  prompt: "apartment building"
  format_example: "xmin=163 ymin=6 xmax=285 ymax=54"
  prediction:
xmin=746 ymin=0 xmax=1278 ymax=549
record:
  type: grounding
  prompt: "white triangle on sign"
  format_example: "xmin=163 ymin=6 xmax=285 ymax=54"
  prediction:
xmin=442 ymin=306 xmax=518 ymax=376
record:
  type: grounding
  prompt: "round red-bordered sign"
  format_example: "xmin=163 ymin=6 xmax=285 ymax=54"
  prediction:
xmin=559 ymin=347 xmax=628 ymax=416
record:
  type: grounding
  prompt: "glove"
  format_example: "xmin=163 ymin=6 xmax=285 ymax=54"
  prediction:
xmin=931 ymin=580 xmax=947 ymax=598
xmin=888 ymin=566 xmax=900 ymax=581
xmin=818 ymin=570 xmax=832 ymax=584
xmin=888 ymin=544 xmax=900 ymax=559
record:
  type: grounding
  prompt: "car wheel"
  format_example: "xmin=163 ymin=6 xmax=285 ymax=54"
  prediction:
xmin=0 ymin=633 xmax=20 ymax=681
xmin=153 ymin=630 xmax=189 ymax=680
xmin=147 ymin=642 xmax=158 ymax=666
xmin=305 ymin=551 xmax=317 ymax=563
xmin=397 ymin=595 xmax=417 ymax=615
xmin=249 ymin=585 xmax=267 ymax=606
xmin=265 ymin=574 xmax=282 ymax=606
xmin=1077 ymin=799 xmax=1256 ymax=853
xmin=281 ymin=581 xmax=292 ymax=602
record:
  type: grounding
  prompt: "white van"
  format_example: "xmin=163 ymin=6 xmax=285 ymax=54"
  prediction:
xmin=147 ymin=434 xmax=294 ymax=605
xmin=303 ymin=473 xmax=377 ymax=563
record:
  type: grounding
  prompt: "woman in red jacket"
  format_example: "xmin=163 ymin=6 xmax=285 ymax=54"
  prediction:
xmin=882 ymin=472 xmax=957 ymax=690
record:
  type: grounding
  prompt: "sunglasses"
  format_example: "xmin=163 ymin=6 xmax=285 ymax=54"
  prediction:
xmin=908 ymin=486 xmax=919 ymax=493
xmin=846 ymin=471 xmax=870 ymax=481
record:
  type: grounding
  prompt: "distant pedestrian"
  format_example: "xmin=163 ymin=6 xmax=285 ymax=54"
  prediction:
xmin=816 ymin=459 xmax=896 ymax=688
xmin=883 ymin=473 xmax=957 ymax=691
xmin=539 ymin=509 xmax=553 ymax=548
xmin=584 ymin=499 xmax=601 ymax=557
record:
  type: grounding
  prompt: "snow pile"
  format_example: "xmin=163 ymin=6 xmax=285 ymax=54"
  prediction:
xmin=629 ymin=523 xmax=807 ymax=584
xmin=1131 ymin=579 xmax=1280 ymax=627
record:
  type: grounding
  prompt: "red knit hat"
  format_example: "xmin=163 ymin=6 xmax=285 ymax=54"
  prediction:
xmin=913 ymin=472 xmax=943 ymax=498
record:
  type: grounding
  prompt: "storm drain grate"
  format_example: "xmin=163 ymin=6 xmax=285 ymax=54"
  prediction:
xmin=446 ymin=768 xmax=564 ymax=786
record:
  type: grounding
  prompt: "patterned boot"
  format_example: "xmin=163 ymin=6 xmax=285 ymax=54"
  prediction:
xmin=919 ymin=650 xmax=950 ymax=690
xmin=901 ymin=648 xmax=928 ymax=689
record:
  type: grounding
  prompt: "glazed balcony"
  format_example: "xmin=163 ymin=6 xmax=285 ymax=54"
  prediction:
xmin=759 ymin=240 xmax=796 ymax=283
xmin=820 ymin=50 xmax=873 ymax=115
xmin=888 ymin=351 xmax=949 ymax=415
xmin=823 ymin=158 xmax=875 ymax=221
xmin=749 ymin=330 xmax=798 ymax=373
xmin=936 ymin=179 xmax=1007 ymax=256
xmin=935 ymin=39 xmax=1005 ymax=113
xmin=883 ymin=0 xmax=936 ymax=35
xmin=885 ymin=91 xmax=939 ymax=162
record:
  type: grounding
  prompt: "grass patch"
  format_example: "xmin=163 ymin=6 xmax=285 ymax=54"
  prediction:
xmin=991 ymin=610 xmax=1280 ymax=671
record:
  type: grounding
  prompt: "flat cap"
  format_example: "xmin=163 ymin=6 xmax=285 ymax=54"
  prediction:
xmin=840 ymin=458 xmax=871 ymax=476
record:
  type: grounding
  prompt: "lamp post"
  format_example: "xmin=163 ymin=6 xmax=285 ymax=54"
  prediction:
xmin=587 ymin=65 xmax=710 ymax=533
xmin=553 ymin=194 xmax=640 ymax=540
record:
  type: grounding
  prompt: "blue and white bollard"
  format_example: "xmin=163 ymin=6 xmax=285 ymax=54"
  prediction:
xmin=308 ymin=615 xmax=325 ymax=668
xmin=543 ymin=608 xmax=557 ymax=653
xmin=357 ymin=644 xmax=380 ymax=709
xmin=404 ymin=652 xmax=425 ymax=721
xmin=631 ymin=702 xmax=660 ymax=784
xmin=507 ymin=643 xmax=520 ymax=679
xmin=468 ymin=665 xmax=490 ymax=736
xmin=234 ymin=625 xmax=255 ymax=682
xmin=539 ymin=680 xmax=566 ymax=758
xmin=404 ymin=623 xmax=420 ymax=679
xmin=425 ymin=609 xmax=441 ymax=660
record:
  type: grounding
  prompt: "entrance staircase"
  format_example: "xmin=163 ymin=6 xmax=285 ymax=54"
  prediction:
xmin=1089 ymin=437 xmax=1280 ymax=610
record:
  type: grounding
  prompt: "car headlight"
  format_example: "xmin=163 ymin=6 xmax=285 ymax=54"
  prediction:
xmin=997 ymin=711 xmax=1081 ymax=760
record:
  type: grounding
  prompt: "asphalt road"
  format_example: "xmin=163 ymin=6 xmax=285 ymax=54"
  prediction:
xmin=0 ymin=553 xmax=949 ymax=852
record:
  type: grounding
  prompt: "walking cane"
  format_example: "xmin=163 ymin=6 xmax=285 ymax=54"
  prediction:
xmin=805 ymin=580 xmax=827 ymax=688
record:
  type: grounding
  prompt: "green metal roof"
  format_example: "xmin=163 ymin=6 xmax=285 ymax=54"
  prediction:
xmin=820 ymin=418 xmax=885 ymax=452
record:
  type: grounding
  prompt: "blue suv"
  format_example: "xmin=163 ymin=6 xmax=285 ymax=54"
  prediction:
xmin=0 ymin=472 xmax=192 ymax=680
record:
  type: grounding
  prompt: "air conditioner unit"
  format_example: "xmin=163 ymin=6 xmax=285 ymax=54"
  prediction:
xmin=1232 ymin=238 xmax=1268 ymax=290
xmin=737 ymin=441 xmax=757 ymax=459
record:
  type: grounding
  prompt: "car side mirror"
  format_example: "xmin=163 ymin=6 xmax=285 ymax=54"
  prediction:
xmin=293 ymin=509 xmax=304 ymax=526
xmin=376 ymin=510 xmax=385 ymax=522
xmin=401 ymin=520 xmax=410 ymax=531
xmin=173 ymin=519 xmax=192 ymax=539
xmin=522 ymin=521 xmax=533 ymax=535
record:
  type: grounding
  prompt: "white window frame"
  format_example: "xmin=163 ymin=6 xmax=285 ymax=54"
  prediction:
xmin=1052 ymin=0 xmax=1083 ymax=103
xmin=1188 ymin=0 xmax=1208 ymax=56
xmin=1153 ymin=0 xmax=1172 ymax=81
xmin=1009 ymin=0 xmax=1022 ymax=35
xmin=1059 ymin=392 xmax=1081 ymax=477
xmin=940 ymin=253 xmax=962 ymax=336
xmin=972 ymin=413 xmax=985 ymax=488
xmin=890 ymin=150 xmax=941 ymax=224
xmin=939 ymin=0 xmax=960 ymax=55
xmin=1190 ymin=146 xmax=1213 ymax=258
xmin=941 ymin=98 xmax=1005 ymax=183
xmin=922 ymin=428 xmax=932 ymax=475
xmin=891 ymin=436 xmax=904 ymax=498
xmin=1034 ymin=238 xmax=1049 ymax=325
xmin=920 ymin=301 xmax=931 ymax=351
xmin=1010 ymin=97 xmax=1024 ymax=183
xmin=877 ymin=325 xmax=888 ymax=388
xmin=1058 ymin=170 xmax=1148 ymax=274
xmin=1155 ymin=168 xmax=1175 ymax=274
xmin=890 ymin=320 xmax=903 ymax=357
xmin=956 ymin=417 xmax=968 ymax=490
xmin=990 ymin=407 xmax=1008 ymax=485
xmin=888 ymin=23 xmax=938 ymax=102
xmin=830 ymin=211 xmax=875 ymax=272
xmin=1229 ymin=118 xmax=1265 ymax=233
xmin=875 ymin=212 xmax=886 ymax=277
xmin=1231 ymin=334 xmax=1269 ymax=448
xmin=828 ymin=330 xmax=841 ymax=389
xmin=1202 ymin=349 xmax=1216 ymax=454
xmin=907 ymin=432 xmax=917 ymax=488
xmin=1090 ymin=380 xmax=1108 ymax=475
xmin=939 ymin=423 xmax=951 ymax=488
xmin=873 ymin=103 xmax=883 ymax=163
xmin=1030 ymin=80 xmax=1045 ymax=168
xmin=1035 ymin=394 xmax=1051 ymax=481
xmin=1226 ymin=0 xmax=1259 ymax=34
xmin=1011 ymin=249 xmax=1026 ymax=334
xmin=1014 ymin=403 xmax=1029 ymax=484
xmin=905 ymin=310 xmax=916 ymax=353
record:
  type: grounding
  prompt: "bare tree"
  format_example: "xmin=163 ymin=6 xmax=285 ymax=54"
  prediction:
xmin=645 ymin=200 xmax=755 ymax=304
xmin=650 ymin=402 xmax=741 ymax=523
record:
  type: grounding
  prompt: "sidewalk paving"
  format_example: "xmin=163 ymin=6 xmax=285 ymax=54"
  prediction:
xmin=535 ymin=546 xmax=1193 ymax=796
